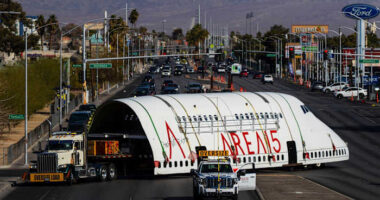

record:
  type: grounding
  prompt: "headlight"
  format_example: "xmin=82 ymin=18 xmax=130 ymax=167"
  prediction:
xmin=29 ymin=163 xmax=37 ymax=169
xmin=198 ymin=178 xmax=206 ymax=186
xmin=58 ymin=164 xmax=68 ymax=169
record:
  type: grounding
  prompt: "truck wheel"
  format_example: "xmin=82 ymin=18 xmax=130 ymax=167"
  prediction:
xmin=108 ymin=164 xmax=117 ymax=181
xmin=98 ymin=165 xmax=108 ymax=182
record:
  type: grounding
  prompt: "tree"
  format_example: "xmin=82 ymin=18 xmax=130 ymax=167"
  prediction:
xmin=128 ymin=9 xmax=139 ymax=28
xmin=36 ymin=15 xmax=46 ymax=50
xmin=46 ymin=15 xmax=59 ymax=50
xmin=185 ymin=24 xmax=209 ymax=52
xmin=172 ymin=28 xmax=184 ymax=40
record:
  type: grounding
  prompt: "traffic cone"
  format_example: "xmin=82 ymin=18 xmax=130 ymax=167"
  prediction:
xmin=231 ymin=83 xmax=235 ymax=91
xmin=351 ymin=92 xmax=354 ymax=101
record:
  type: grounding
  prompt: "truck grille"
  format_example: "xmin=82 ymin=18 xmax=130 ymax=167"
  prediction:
xmin=37 ymin=153 xmax=58 ymax=173
xmin=205 ymin=177 xmax=233 ymax=188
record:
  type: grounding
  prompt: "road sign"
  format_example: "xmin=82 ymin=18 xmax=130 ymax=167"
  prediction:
xmin=359 ymin=59 xmax=379 ymax=64
xmin=132 ymin=52 xmax=138 ymax=56
xmin=9 ymin=114 xmax=24 ymax=120
xmin=89 ymin=63 xmax=112 ymax=69
xmin=302 ymin=46 xmax=318 ymax=51
xmin=266 ymin=54 xmax=276 ymax=57
xmin=72 ymin=64 xmax=82 ymax=68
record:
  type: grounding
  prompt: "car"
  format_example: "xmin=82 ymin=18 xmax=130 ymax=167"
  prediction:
xmin=186 ymin=83 xmax=204 ymax=93
xmin=134 ymin=86 xmax=155 ymax=96
xmin=161 ymin=87 xmax=178 ymax=94
xmin=262 ymin=74 xmax=274 ymax=84
xmin=322 ymin=82 xmax=349 ymax=93
xmin=67 ymin=111 xmax=92 ymax=132
xmin=166 ymin=83 xmax=179 ymax=92
xmin=253 ymin=72 xmax=264 ymax=79
xmin=217 ymin=65 xmax=226 ymax=73
xmin=140 ymin=81 xmax=155 ymax=90
xmin=143 ymin=75 xmax=155 ymax=84
xmin=186 ymin=66 xmax=195 ymax=73
xmin=78 ymin=104 xmax=96 ymax=114
xmin=197 ymin=66 xmax=205 ymax=73
xmin=311 ymin=81 xmax=324 ymax=92
xmin=239 ymin=69 xmax=249 ymax=77
xmin=148 ymin=66 xmax=159 ymax=74
xmin=161 ymin=67 xmax=171 ymax=77
xmin=161 ymin=80 xmax=174 ymax=90
xmin=334 ymin=87 xmax=367 ymax=99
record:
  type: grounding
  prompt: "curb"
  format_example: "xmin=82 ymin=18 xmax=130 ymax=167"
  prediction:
xmin=256 ymin=187 xmax=266 ymax=200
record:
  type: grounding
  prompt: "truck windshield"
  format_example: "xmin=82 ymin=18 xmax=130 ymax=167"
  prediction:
xmin=48 ymin=140 xmax=73 ymax=150
xmin=201 ymin=164 xmax=233 ymax=173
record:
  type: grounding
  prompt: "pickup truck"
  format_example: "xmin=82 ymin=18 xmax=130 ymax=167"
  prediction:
xmin=191 ymin=159 xmax=256 ymax=200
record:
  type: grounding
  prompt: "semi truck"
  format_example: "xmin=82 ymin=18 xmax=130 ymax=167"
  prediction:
xmin=21 ymin=131 xmax=144 ymax=184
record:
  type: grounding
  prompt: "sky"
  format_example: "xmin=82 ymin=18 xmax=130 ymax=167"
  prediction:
xmin=16 ymin=0 xmax=380 ymax=36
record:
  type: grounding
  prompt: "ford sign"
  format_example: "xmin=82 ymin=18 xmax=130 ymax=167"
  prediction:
xmin=342 ymin=4 xmax=379 ymax=20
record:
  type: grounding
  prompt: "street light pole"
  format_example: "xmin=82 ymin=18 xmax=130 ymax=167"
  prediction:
xmin=59 ymin=29 xmax=63 ymax=130
xmin=24 ymin=30 xmax=28 ymax=166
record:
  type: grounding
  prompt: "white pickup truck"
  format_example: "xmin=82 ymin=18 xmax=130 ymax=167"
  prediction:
xmin=191 ymin=159 xmax=256 ymax=200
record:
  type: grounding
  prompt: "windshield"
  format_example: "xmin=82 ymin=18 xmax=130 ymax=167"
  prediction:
xmin=69 ymin=113 xmax=90 ymax=123
xmin=48 ymin=140 xmax=73 ymax=151
xmin=201 ymin=164 xmax=233 ymax=173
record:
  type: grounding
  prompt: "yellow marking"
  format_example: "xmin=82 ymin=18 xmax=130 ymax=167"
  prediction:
xmin=30 ymin=173 xmax=64 ymax=182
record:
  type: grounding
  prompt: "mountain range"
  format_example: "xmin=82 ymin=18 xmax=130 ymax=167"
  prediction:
xmin=16 ymin=0 xmax=380 ymax=35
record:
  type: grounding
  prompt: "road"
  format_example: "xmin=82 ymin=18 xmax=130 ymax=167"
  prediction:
xmin=3 ymin=62 xmax=380 ymax=200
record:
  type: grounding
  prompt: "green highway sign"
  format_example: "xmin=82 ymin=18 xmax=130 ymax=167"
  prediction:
xmin=302 ymin=46 xmax=318 ymax=51
xmin=266 ymin=54 xmax=277 ymax=58
xmin=72 ymin=64 xmax=82 ymax=68
xmin=359 ymin=59 xmax=379 ymax=64
xmin=89 ymin=63 xmax=112 ymax=69
xmin=9 ymin=114 xmax=24 ymax=120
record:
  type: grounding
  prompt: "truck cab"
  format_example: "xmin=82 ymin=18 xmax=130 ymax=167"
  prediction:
xmin=191 ymin=150 xmax=256 ymax=200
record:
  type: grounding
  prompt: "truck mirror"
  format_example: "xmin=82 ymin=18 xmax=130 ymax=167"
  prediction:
xmin=190 ymin=169 xmax=196 ymax=175
xmin=237 ymin=169 xmax=246 ymax=178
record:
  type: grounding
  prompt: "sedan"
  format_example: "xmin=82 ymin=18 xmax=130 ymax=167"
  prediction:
xmin=334 ymin=87 xmax=367 ymax=99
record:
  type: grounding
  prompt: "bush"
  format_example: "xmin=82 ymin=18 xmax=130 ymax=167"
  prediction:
xmin=0 ymin=59 xmax=59 ymax=118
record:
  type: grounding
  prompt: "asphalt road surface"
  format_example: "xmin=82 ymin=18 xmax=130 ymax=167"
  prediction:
xmin=3 ymin=62 xmax=380 ymax=200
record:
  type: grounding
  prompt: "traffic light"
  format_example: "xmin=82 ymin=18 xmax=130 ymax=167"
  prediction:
xmin=289 ymin=47 xmax=295 ymax=59
xmin=323 ymin=50 xmax=329 ymax=60
xmin=78 ymin=70 xmax=84 ymax=83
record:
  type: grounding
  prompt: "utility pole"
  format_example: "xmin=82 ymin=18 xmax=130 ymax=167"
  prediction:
xmin=82 ymin=24 xmax=87 ymax=104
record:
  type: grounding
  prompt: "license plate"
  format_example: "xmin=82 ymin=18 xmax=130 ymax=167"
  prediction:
xmin=30 ymin=173 xmax=64 ymax=182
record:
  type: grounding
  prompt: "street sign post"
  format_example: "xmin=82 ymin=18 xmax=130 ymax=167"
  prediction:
xmin=72 ymin=64 xmax=82 ymax=68
xmin=359 ymin=59 xmax=379 ymax=64
xmin=9 ymin=114 xmax=25 ymax=120
xmin=89 ymin=63 xmax=112 ymax=69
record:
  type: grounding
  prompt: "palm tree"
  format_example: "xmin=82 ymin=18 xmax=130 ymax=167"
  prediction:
xmin=46 ymin=15 xmax=59 ymax=50
xmin=128 ymin=9 xmax=139 ymax=28
xmin=36 ymin=15 xmax=45 ymax=50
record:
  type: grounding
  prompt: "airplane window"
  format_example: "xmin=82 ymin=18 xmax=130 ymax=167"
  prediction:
xmin=260 ymin=113 xmax=264 ymax=119
xmin=240 ymin=114 xmax=244 ymax=120
xmin=304 ymin=106 xmax=309 ymax=112
xmin=248 ymin=157 xmax=251 ymax=162
xmin=169 ymin=162 xmax=172 ymax=168
xmin=209 ymin=115 xmax=213 ymax=121
xmin=279 ymin=113 xmax=283 ymax=118
xmin=245 ymin=113 xmax=249 ymax=119
xmin=311 ymin=152 xmax=313 ymax=158
xmin=281 ymin=155 xmax=284 ymax=160
xmin=235 ymin=114 xmax=239 ymax=120
xmin=263 ymin=156 xmax=266 ymax=162
xmin=182 ymin=116 xmax=186 ymax=122
xmin=191 ymin=161 xmax=194 ymax=166
xmin=174 ymin=161 xmax=177 ymax=167
xmin=274 ymin=113 xmax=278 ymax=119
xmin=204 ymin=115 xmax=208 ymax=121
xmin=253 ymin=156 xmax=256 ymax=162
xmin=158 ymin=162 xmax=161 ymax=168
xmin=322 ymin=151 xmax=325 ymax=157
xmin=301 ymin=105 xmax=306 ymax=113
xmin=255 ymin=113 xmax=259 ymax=119
xmin=214 ymin=115 xmax=218 ymax=121
xmin=265 ymin=112 xmax=269 ymax=119
xmin=185 ymin=160 xmax=188 ymax=166
xmin=319 ymin=152 xmax=321 ymax=158
xmin=329 ymin=151 xmax=332 ymax=157
xmin=258 ymin=156 xmax=261 ymax=162
xmin=276 ymin=155 xmax=279 ymax=161
xmin=250 ymin=113 xmax=254 ymax=118
xmin=177 ymin=116 xmax=181 ymax=122
xmin=198 ymin=116 xmax=203 ymax=122
xmin=270 ymin=112 xmax=274 ymax=119
xmin=326 ymin=151 xmax=328 ymax=157
xmin=193 ymin=116 xmax=197 ymax=122
xmin=164 ymin=162 xmax=167 ymax=168
xmin=243 ymin=157 xmax=246 ymax=163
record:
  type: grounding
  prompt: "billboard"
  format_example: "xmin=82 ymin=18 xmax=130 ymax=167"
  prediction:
xmin=291 ymin=25 xmax=328 ymax=34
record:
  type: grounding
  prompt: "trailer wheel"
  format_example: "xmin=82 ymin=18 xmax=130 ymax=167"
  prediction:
xmin=98 ymin=165 xmax=108 ymax=182
xmin=108 ymin=164 xmax=117 ymax=181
